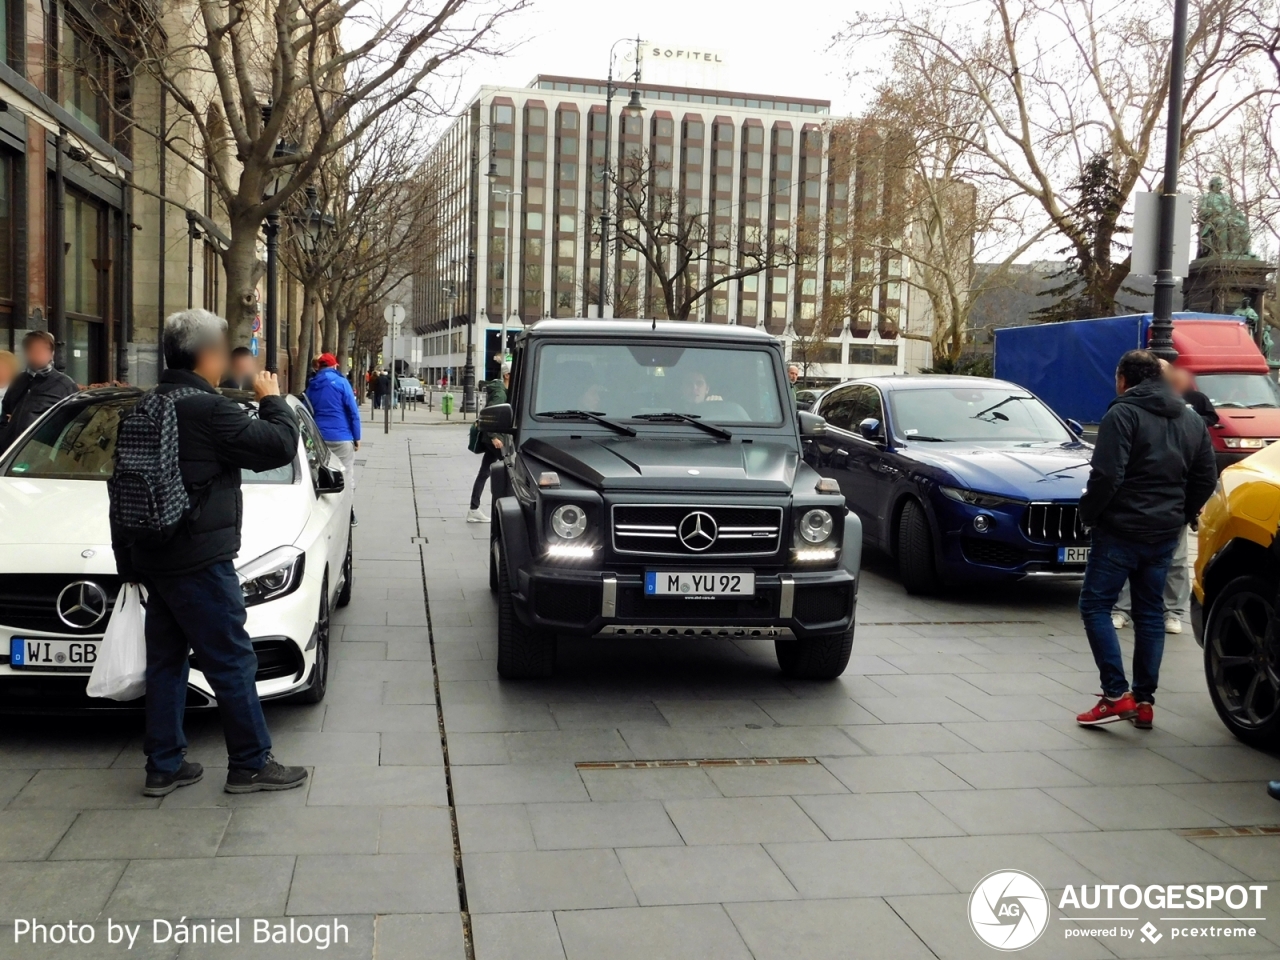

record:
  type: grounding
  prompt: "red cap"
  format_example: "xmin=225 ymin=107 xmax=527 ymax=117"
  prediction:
xmin=317 ymin=353 xmax=338 ymax=368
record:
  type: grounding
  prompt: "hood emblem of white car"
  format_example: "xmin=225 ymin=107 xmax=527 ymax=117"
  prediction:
xmin=56 ymin=581 xmax=110 ymax=630
xmin=81 ymin=548 xmax=96 ymax=558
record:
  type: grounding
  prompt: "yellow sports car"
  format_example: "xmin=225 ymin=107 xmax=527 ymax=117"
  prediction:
xmin=1194 ymin=440 xmax=1280 ymax=747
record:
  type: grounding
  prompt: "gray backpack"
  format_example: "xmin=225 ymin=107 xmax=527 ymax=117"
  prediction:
xmin=108 ymin=387 xmax=203 ymax=542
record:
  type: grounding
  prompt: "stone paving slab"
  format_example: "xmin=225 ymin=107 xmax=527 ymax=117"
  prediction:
xmin=4 ymin=422 xmax=1280 ymax=958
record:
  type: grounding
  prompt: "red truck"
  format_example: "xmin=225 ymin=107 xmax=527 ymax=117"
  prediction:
xmin=994 ymin=312 xmax=1280 ymax=472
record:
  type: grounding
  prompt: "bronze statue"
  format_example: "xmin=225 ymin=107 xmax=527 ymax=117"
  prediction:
xmin=1197 ymin=177 xmax=1253 ymax=259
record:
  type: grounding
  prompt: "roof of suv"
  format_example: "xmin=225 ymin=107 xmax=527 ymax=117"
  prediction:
xmin=524 ymin=319 xmax=778 ymax=343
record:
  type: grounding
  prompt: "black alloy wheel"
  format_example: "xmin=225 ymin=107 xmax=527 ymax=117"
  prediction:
xmin=1204 ymin=574 xmax=1280 ymax=748
xmin=292 ymin=575 xmax=331 ymax=704
xmin=495 ymin=543 xmax=556 ymax=679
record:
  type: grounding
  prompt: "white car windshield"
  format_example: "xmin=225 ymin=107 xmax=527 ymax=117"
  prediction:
xmin=3 ymin=396 xmax=296 ymax=483
xmin=1194 ymin=373 xmax=1280 ymax=409
xmin=888 ymin=387 xmax=1073 ymax=444
xmin=532 ymin=343 xmax=784 ymax=425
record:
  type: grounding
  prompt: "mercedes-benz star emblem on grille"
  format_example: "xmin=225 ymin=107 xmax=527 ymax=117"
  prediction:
xmin=55 ymin=581 xmax=109 ymax=630
xmin=678 ymin=511 xmax=719 ymax=552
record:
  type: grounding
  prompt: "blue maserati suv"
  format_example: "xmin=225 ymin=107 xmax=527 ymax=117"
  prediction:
xmin=806 ymin=376 xmax=1093 ymax=593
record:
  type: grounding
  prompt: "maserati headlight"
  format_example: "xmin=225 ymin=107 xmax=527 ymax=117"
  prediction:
xmin=799 ymin=509 xmax=834 ymax=544
xmin=551 ymin=504 xmax=588 ymax=540
xmin=237 ymin=546 xmax=306 ymax=606
xmin=939 ymin=486 xmax=1017 ymax=508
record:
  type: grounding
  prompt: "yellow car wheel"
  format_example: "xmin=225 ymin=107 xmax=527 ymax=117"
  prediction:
xmin=1204 ymin=574 xmax=1280 ymax=748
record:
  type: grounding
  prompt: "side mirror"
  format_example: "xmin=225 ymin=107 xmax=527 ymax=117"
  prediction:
xmin=858 ymin=417 xmax=884 ymax=442
xmin=1066 ymin=418 xmax=1084 ymax=437
xmin=798 ymin=411 xmax=827 ymax=437
xmin=478 ymin=402 xmax=513 ymax=434
xmin=316 ymin=464 xmax=345 ymax=495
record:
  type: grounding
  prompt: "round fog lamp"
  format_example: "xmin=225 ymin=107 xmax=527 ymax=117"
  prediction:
xmin=551 ymin=504 xmax=588 ymax=540
xmin=799 ymin=509 xmax=834 ymax=544
xmin=973 ymin=514 xmax=992 ymax=533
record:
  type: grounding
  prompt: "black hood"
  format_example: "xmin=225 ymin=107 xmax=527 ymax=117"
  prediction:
xmin=522 ymin=436 xmax=799 ymax=492
xmin=1108 ymin=377 xmax=1187 ymax=419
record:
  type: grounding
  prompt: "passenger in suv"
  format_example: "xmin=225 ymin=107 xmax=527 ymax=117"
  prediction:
xmin=476 ymin=321 xmax=860 ymax=680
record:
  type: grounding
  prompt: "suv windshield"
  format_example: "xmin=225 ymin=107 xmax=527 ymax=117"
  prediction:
xmin=532 ymin=343 xmax=784 ymax=424
xmin=888 ymin=387 xmax=1073 ymax=444
xmin=3 ymin=396 xmax=296 ymax=483
xmin=1195 ymin=373 xmax=1280 ymax=409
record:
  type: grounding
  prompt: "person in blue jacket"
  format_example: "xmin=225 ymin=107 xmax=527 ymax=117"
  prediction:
xmin=305 ymin=353 xmax=361 ymax=525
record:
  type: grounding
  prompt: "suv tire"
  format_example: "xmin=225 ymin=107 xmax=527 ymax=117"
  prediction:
xmin=489 ymin=538 xmax=499 ymax=594
xmin=775 ymin=630 xmax=854 ymax=680
xmin=1204 ymin=574 xmax=1280 ymax=749
xmin=898 ymin=500 xmax=940 ymax=595
xmin=496 ymin=544 xmax=556 ymax=679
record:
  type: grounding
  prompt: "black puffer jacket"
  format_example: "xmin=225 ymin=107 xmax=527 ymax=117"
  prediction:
xmin=1079 ymin=377 xmax=1217 ymax=542
xmin=0 ymin=366 xmax=79 ymax=451
xmin=114 ymin=370 xmax=299 ymax=577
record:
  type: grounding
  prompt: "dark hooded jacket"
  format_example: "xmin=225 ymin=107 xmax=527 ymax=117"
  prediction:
xmin=0 ymin=366 xmax=79 ymax=451
xmin=1079 ymin=376 xmax=1217 ymax=542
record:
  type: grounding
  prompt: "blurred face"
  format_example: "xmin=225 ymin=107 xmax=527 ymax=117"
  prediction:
xmin=1167 ymin=366 xmax=1193 ymax=394
xmin=24 ymin=339 xmax=54 ymax=371
xmin=680 ymin=370 xmax=709 ymax=405
xmin=0 ymin=357 xmax=15 ymax=389
xmin=195 ymin=338 xmax=230 ymax=387
xmin=231 ymin=352 xmax=257 ymax=382
xmin=787 ymin=366 xmax=799 ymax=384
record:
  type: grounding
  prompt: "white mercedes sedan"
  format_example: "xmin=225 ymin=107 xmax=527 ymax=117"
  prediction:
xmin=0 ymin=387 xmax=353 ymax=711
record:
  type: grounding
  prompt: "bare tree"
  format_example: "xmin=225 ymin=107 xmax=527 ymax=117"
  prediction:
xmin=103 ymin=0 xmax=522 ymax=345
xmin=609 ymin=151 xmax=800 ymax=321
xmin=840 ymin=0 xmax=1274 ymax=312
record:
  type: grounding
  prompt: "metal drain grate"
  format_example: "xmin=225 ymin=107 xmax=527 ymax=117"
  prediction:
xmin=1178 ymin=825 xmax=1280 ymax=838
xmin=576 ymin=757 xmax=817 ymax=770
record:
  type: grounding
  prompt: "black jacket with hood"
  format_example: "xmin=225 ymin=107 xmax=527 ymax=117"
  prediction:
xmin=0 ymin=366 xmax=79 ymax=450
xmin=112 ymin=369 xmax=300 ymax=578
xmin=1079 ymin=376 xmax=1217 ymax=542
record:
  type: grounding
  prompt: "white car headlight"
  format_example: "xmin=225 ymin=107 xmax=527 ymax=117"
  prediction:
xmin=551 ymin=504 xmax=588 ymax=540
xmin=798 ymin=509 xmax=834 ymax=544
xmin=237 ymin=546 xmax=306 ymax=606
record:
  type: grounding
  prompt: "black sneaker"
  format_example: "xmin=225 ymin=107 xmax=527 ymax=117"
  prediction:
xmin=143 ymin=760 xmax=204 ymax=797
xmin=224 ymin=755 xmax=308 ymax=794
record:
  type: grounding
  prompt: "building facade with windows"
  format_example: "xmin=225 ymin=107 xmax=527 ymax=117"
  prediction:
xmin=410 ymin=74 xmax=938 ymax=386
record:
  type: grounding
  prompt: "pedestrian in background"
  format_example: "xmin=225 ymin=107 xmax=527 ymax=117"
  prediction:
xmin=787 ymin=363 xmax=800 ymax=403
xmin=1112 ymin=365 xmax=1219 ymax=636
xmin=466 ymin=362 xmax=510 ymax=523
xmin=1076 ymin=350 xmax=1216 ymax=730
xmin=0 ymin=350 xmax=17 ymax=403
xmin=112 ymin=308 xmax=307 ymax=797
xmin=0 ymin=331 xmax=78 ymax=451
xmin=306 ymin=352 xmax=361 ymax=527
xmin=374 ymin=369 xmax=391 ymax=410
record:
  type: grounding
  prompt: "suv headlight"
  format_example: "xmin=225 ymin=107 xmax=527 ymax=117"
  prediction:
xmin=551 ymin=504 xmax=588 ymax=540
xmin=237 ymin=546 xmax=306 ymax=606
xmin=939 ymin=485 xmax=1017 ymax=508
xmin=798 ymin=509 xmax=834 ymax=544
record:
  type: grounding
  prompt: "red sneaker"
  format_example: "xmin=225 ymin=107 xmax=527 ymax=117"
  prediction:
xmin=1076 ymin=693 xmax=1139 ymax=726
xmin=1132 ymin=702 xmax=1153 ymax=729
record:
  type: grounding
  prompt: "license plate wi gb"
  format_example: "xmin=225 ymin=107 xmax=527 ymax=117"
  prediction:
xmin=9 ymin=637 xmax=99 ymax=671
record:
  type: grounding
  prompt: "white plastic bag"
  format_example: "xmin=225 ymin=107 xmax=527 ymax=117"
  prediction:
xmin=87 ymin=584 xmax=147 ymax=701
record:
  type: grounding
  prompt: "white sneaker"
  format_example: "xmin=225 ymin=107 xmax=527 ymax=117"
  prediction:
xmin=1111 ymin=613 xmax=1130 ymax=630
xmin=465 ymin=508 xmax=489 ymax=523
xmin=1165 ymin=617 xmax=1183 ymax=635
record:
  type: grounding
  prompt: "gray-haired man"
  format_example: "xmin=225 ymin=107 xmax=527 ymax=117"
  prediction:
xmin=111 ymin=309 xmax=308 ymax=797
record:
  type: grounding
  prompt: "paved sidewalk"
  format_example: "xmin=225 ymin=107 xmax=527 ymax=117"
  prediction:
xmin=1 ymin=418 xmax=1278 ymax=960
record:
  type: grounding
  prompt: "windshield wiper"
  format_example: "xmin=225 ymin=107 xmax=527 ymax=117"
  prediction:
xmin=902 ymin=434 xmax=947 ymax=442
xmin=536 ymin=409 xmax=637 ymax=437
xmin=632 ymin=412 xmax=733 ymax=440
xmin=1247 ymin=401 xmax=1278 ymax=408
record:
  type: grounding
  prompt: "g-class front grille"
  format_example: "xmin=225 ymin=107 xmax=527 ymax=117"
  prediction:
xmin=611 ymin=504 xmax=783 ymax=558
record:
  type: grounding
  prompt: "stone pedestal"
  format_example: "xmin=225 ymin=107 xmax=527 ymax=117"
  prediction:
xmin=1182 ymin=256 xmax=1274 ymax=350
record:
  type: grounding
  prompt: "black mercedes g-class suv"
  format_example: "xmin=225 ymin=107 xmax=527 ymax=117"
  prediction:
xmin=476 ymin=320 xmax=861 ymax=680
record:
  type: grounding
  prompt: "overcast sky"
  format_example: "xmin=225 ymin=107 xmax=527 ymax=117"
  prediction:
xmin=471 ymin=0 xmax=879 ymax=115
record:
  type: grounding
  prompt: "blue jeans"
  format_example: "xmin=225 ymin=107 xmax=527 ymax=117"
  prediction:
xmin=1079 ymin=530 xmax=1179 ymax=703
xmin=142 ymin=561 xmax=272 ymax=774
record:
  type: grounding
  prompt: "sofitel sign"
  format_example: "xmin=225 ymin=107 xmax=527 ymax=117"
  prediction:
xmin=646 ymin=47 xmax=724 ymax=65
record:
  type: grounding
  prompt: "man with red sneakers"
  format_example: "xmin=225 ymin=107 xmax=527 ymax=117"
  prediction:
xmin=1076 ymin=350 xmax=1216 ymax=729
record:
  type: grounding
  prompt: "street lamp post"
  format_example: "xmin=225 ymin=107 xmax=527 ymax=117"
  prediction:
xmin=261 ymin=125 xmax=299 ymax=376
xmin=293 ymin=186 xmax=335 ymax=366
xmin=598 ymin=36 xmax=645 ymax=319
xmin=1149 ymin=0 xmax=1190 ymax=363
